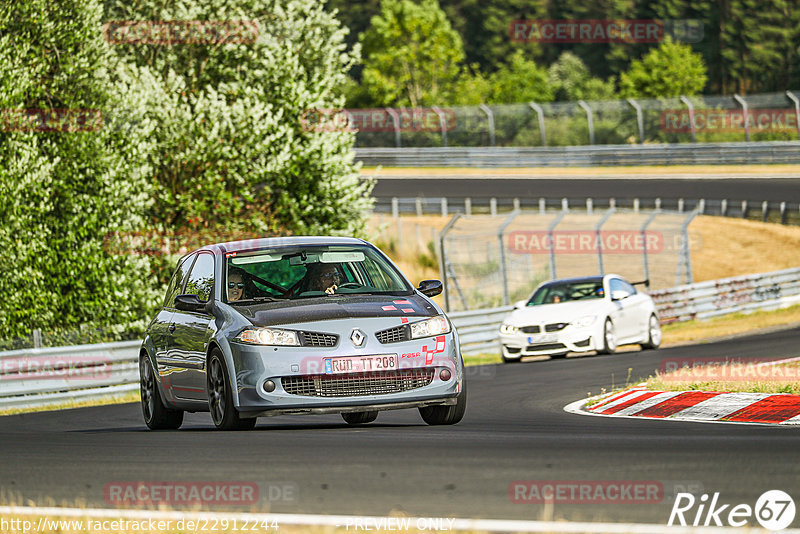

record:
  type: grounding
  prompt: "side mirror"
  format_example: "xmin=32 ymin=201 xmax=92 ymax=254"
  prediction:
xmin=513 ymin=300 xmax=528 ymax=309
xmin=417 ymin=279 xmax=443 ymax=297
xmin=175 ymin=293 xmax=210 ymax=313
xmin=610 ymin=290 xmax=629 ymax=301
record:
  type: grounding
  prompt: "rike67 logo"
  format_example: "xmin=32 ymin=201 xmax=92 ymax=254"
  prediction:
xmin=669 ymin=490 xmax=796 ymax=530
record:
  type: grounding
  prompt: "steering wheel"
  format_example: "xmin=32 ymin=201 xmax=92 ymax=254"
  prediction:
xmin=337 ymin=282 xmax=363 ymax=289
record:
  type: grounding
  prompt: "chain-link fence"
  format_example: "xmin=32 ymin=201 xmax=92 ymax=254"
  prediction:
xmin=350 ymin=90 xmax=800 ymax=148
xmin=439 ymin=209 xmax=697 ymax=312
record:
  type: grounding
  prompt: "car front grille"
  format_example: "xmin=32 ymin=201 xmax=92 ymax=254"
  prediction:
xmin=375 ymin=325 xmax=410 ymax=344
xmin=521 ymin=325 xmax=541 ymax=333
xmin=299 ymin=331 xmax=339 ymax=347
xmin=545 ymin=322 xmax=569 ymax=332
xmin=281 ymin=368 xmax=435 ymax=397
xmin=525 ymin=343 xmax=567 ymax=352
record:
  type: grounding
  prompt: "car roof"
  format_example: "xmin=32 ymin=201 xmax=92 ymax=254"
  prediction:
xmin=195 ymin=236 xmax=368 ymax=256
xmin=539 ymin=275 xmax=606 ymax=288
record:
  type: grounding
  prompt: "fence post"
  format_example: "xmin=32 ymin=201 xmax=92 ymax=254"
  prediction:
xmin=479 ymin=104 xmax=496 ymax=147
xmin=626 ymin=98 xmax=645 ymax=143
xmin=431 ymin=106 xmax=449 ymax=147
xmin=786 ymin=90 xmax=800 ymax=140
xmin=528 ymin=102 xmax=547 ymax=146
xmin=385 ymin=107 xmax=402 ymax=148
xmin=676 ymin=210 xmax=699 ymax=285
xmin=578 ymin=100 xmax=595 ymax=145
xmin=498 ymin=210 xmax=520 ymax=306
xmin=547 ymin=211 xmax=568 ymax=279
xmin=733 ymin=94 xmax=750 ymax=142
xmin=595 ymin=208 xmax=616 ymax=275
xmin=679 ymin=96 xmax=696 ymax=143
xmin=641 ymin=210 xmax=661 ymax=288
xmin=438 ymin=214 xmax=462 ymax=313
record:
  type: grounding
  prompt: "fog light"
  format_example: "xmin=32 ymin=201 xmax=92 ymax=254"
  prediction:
xmin=263 ymin=379 xmax=276 ymax=393
xmin=439 ymin=369 xmax=452 ymax=381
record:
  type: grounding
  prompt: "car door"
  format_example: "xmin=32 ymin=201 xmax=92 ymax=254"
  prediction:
xmin=151 ymin=254 xmax=194 ymax=383
xmin=608 ymin=278 xmax=637 ymax=341
xmin=167 ymin=251 xmax=215 ymax=401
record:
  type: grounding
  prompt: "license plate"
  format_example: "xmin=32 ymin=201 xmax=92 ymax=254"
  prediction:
xmin=528 ymin=334 xmax=558 ymax=344
xmin=324 ymin=354 xmax=398 ymax=374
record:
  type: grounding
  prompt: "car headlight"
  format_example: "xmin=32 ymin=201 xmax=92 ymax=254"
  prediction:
xmin=500 ymin=323 xmax=519 ymax=334
xmin=410 ymin=316 xmax=451 ymax=339
xmin=235 ymin=328 xmax=300 ymax=346
xmin=574 ymin=315 xmax=597 ymax=328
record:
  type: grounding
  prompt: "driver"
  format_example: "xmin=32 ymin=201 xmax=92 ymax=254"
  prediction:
xmin=306 ymin=263 xmax=341 ymax=295
xmin=227 ymin=267 xmax=247 ymax=302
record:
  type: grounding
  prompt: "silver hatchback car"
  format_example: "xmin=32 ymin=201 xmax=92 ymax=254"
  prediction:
xmin=139 ymin=236 xmax=466 ymax=430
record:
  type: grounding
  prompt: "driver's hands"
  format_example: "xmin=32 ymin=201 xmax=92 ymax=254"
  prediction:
xmin=325 ymin=284 xmax=337 ymax=295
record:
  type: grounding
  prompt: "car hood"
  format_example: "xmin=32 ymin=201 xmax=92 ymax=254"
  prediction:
xmin=505 ymin=300 xmax=608 ymax=325
xmin=232 ymin=293 xmax=438 ymax=327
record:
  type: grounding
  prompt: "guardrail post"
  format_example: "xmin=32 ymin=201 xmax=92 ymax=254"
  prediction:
xmin=561 ymin=198 xmax=569 ymax=211
xmin=655 ymin=198 xmax=661 ymax=210
xmin=596 ymin=208 xmax=616 ymax=275
xmin=633 ymin=198 xmax=640 ymax=213
xmin=440 ymin=197 xmax=448 ymax=217
xmin=528 ymin=102 xmax=547 ymax=146
xmin=513 ymin=198 xmax=520 ymax=211
xmin=698 ymin=199 xmax=705 ymax=214
xmin=438 ymin=214 xmax=462 ymax=312
xmin=786 ymin=91 xmax=800 ymax=140
xmin=586 ymin=198 xmax=593 ymax=214
xmin=678 ymin=198 xmax=684 ymax=212
xmin=626 ymin=98 xmax=645 ymax=143
xmin=733 ymin=94 xmax=750 ymax=142
xmin=391 ymin=197 xmax=399 ymax=218
xmin=679 ymin=96 xmax=696 ymax=142
xmin=32 ymin=329 xmax=42 ymax=349
xmin=385 ymin=108 xmax=402 ymax=148
xmin=578 ymin=100 xmax=595 ymax=145
xmin=762 ymin=200 xmax=769 ymax=222
xmin=498 ymin=210 xmax=520 ymax=305
xmin=415 ymin=197 xmax=423 ymax=217
xmin=479 ymin=104 xmax=496 ymax=147
xmin=490 ymin=198 xmax=497 ymax=216
xmin=721 ymin=199 xmax=728 ymax=216
xmin=609 ymin=198 xmax=616 ymax=209
xmin=741 ymin=200 xmax=748 ymax=218
xmin=780 ymin=201 xmax=787 ymax=224
xmin=539 ymin=198 xmax=546 ymax=215
xmin=431 ymin=106 xmax=448 ymax=147
xmin=464 ymin=197 xmax=472 ymax=216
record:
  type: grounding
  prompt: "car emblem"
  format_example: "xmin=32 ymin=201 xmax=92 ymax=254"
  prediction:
xmin=350 ymin=329 xmax=366 ymax=347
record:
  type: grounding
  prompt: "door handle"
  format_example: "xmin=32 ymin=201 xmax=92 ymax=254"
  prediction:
xmin=168 ymin=323 xmax=176 ymax=333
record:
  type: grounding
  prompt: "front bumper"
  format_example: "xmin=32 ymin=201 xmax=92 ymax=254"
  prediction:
xmin=499 ymin=323 xmax=600 ymax=359
xmin=228 ymin=317 xmax=463 ymax=414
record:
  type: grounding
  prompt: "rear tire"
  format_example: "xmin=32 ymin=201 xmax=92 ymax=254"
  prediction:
xmin=419 ymin=380 xmax=467 ymax=425
xmin=342 ymin=411 xmax=378 ymax=425
xmin=641 ymin=314 xmax=662 ymax=350
xmin=140 ymin=356 xmax=183 ymax=430
xmin=596 ymin=319 xmax=617 ymax=355
xmin=207 ymin=350 xmax=257 ymax=431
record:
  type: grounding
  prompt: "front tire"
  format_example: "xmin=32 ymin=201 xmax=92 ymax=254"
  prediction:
xmin=419 ymin=380 xmax=467 ymax=425
xmin=342 ymin=411 xmax=378 ymax=425
xmin=207 ymin=350 xmax=257 ymax=431
xmin=140 ymin=356 xmax=183 ymax=430
xmin=641 ymin=314 xmax=662 ymax=350
xmin=596 ymin=319 xmax=617 ymax=355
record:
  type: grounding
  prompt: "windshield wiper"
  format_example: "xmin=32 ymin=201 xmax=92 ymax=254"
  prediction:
xmin=229 ymin=296 xmax=281 ymax=304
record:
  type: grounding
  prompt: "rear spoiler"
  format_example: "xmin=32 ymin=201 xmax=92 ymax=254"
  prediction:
xmin=632 ymin=279 xmax=650 ymax=289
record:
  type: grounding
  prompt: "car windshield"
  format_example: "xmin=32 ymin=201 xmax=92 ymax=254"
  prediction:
xmin=224 ymin=244 xmax=412 ymax=303
xmin=527 ymin=280 xmax=605 ymax=305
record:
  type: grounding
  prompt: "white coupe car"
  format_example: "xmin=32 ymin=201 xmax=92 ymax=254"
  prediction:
xmin=498 ymin=274 xmax=661 ymax=362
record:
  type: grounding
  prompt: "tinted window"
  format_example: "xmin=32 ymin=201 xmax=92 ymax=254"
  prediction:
xmin=184 ymin=253 xmax=215 ymax=302
xmin=163 ymin=254 xmax=194 ymax=308
xmin=609 ymin=278 xmax=635 ymax=298
xmin=528 ymin=280 xmax=604 ymax=305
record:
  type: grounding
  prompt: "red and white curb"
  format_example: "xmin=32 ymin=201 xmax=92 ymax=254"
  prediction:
xmin=565 ymin=387 xmax=800 ymax=425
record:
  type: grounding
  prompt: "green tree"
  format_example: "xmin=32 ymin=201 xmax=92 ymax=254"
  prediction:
xmin=359 ymin=0 xmax=466 ymax=106
xmin=0 ymin=0 xmax=158 ymax=339
xmin=619 ymin=37 xmax=707 ymax=97
xmin=487 ymin=50 xmax=552 ymax=104
xmin=548 ymin=52 xmax=616 ymax=101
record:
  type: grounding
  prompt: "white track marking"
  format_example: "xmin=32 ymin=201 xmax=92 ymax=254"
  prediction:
xmin=668 ymin=392 xmax=770 ymax=421
xmin=612 ymin=391 xmax=683 ymax=416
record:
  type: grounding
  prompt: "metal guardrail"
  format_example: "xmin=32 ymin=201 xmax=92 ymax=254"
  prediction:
xmin=1 ymin=267 xmax=798 ymax=408
xmin=355 ymin=141 xmax=800 ymax=167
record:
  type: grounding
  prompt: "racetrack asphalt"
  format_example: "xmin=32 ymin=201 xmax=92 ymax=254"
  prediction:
xmin=2 ymin=326 xmax=799 ymax=526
